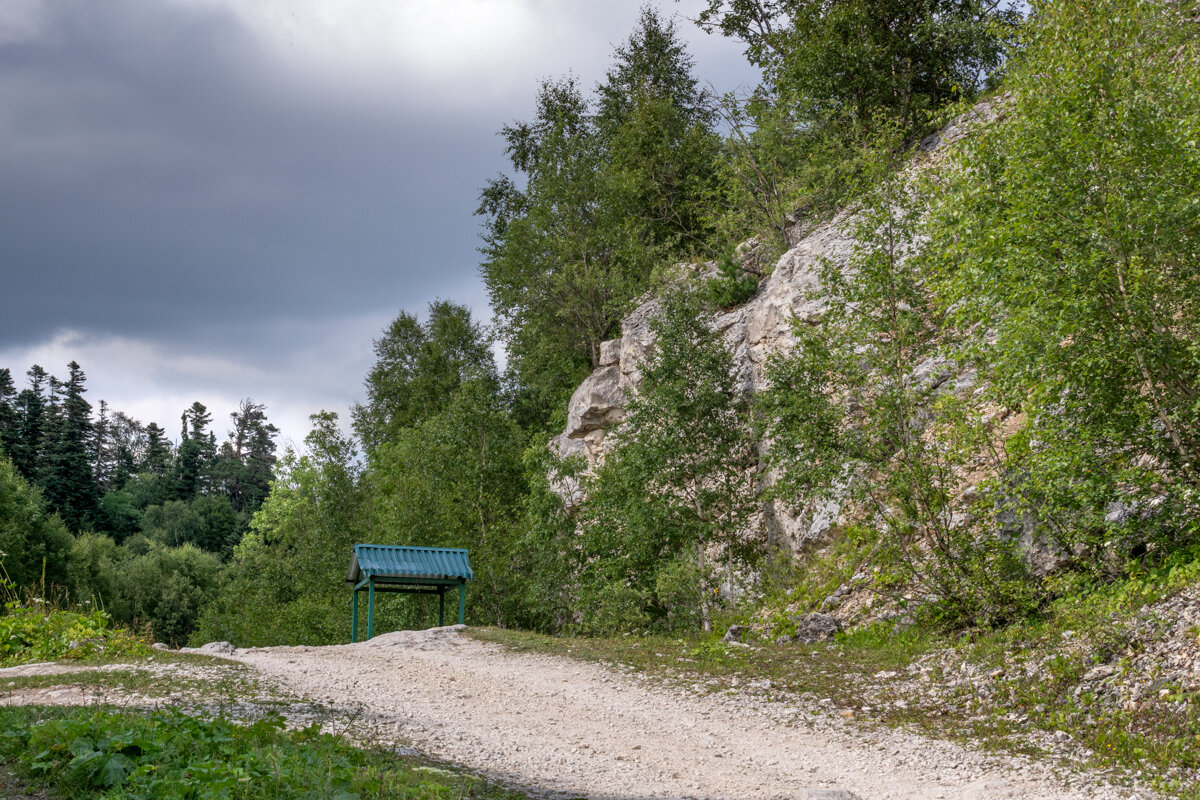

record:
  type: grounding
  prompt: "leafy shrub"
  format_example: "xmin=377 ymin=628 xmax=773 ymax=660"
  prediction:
xmin=0 ymin=593 xmax=149 ymax=666
xmin=0 ymin=707 xmax=517 ymax=800
xmin=922 ymin=0 xmax=1200 ymax=572
xmin=107 ymin=543 xmax=221 ymax=647
xmin=654 ymin=552 xmax=706 ymax=632
xmin=578 ymin=581 xmax=651 ymax=636
xmin=0 ymin=455 xmax=74 ymax=593
xmin=704 ymin=254 xmax=759 ymax=309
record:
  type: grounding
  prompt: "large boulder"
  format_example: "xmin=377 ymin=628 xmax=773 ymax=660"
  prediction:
xmin=789 ymin=613 xmax=844 ymax=644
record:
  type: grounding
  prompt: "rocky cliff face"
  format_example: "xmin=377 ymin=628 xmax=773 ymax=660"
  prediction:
xmin=550 ymin=100 xmax=1002 ymax=554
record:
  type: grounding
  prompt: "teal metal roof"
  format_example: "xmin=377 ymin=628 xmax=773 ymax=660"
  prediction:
xmin=347 ymin=544 xmax=472 ymax=585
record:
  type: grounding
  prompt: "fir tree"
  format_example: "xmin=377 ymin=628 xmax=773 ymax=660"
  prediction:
xmin=39 ymin=361 xmax=98 ymax=531
xmin=0 ymin=368 xmax=17 ymax=459
xmin=142 ymin=422 xmax=172 ymax=476
xmin=11 ymin=365 xmax=48 ymax=482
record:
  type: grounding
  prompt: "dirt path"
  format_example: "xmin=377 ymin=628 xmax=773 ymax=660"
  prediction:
xmin=227 ymin=626 xmax=1154 ymax=800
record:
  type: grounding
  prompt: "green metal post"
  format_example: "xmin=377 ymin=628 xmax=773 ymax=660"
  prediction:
xmin=352 ymin=590 xmax=359 ymax=643
xmin=367 ymin=578 xmax=375 ymax=640
xmin=438 ymin=589 xmax=445 ymax=627
xmin=457 ymin=580 xmax=466 ymax=624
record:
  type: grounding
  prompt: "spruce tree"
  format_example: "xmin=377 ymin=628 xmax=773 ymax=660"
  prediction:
xmin=0 ymin=368 xmax=17 ymax=458
xmin=213 ymin=398 xmax=279 ymax=513
xmin=11 ymin=365 xmax=48 ymax=481
xmin=175 ymin=402 xmax=214 ymax=500
xmin=142 ymin=422 xmax=172 ymax=476
xmin=39 ymin=361 xmax=98 ymax=531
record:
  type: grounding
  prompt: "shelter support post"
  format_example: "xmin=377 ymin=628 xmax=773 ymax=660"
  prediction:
xmin=458 ymin=580 xmax=466 ymax=625
xmin=438 ymin=589 xmax=445 ymax=627
xmin=367 ymin=578 xmax=375 ymax=640
xmin=352 ymin=590 xmax=358 ymax=643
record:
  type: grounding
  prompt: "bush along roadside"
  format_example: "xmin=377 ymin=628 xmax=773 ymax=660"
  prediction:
xmin=0 ymin=706 xmax=529 ymax=800
xmin=0 ymin=582 xmax=152 ymax=667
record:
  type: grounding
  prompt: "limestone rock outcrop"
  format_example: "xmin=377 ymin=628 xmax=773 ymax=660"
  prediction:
xmin=549 ymin=100 xmax=1004 ymax=553
xmin=549 ymin=208 xmax=857 ymax=550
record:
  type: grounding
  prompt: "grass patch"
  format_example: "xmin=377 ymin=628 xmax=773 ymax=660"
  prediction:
xmin=0 ymin=662 xmax=263 ymax=702
xmin=0 ymin=705 xmax=530 ymax=800
xmin=470 ymin=623 xmax=936 ymax=717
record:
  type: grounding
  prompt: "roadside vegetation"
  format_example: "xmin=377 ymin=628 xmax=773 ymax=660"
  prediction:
xmin=2 ymin=0 xmax=1199 ymax=791
xmin=0 ymin=706 xmax=527 ymax=800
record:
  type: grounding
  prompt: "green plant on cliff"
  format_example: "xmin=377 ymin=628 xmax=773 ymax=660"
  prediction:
xmin=761 ymin=167 xmax=1039 ymax=629
xmin=577 ymin=290 xmax=760 ymax=634
xmin=924 ymin=0 xmax=1200 ymax=569
xmin=697 ymin=0 xmax=1020 ymax=250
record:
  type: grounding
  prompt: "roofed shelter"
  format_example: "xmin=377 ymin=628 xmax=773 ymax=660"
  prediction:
xmin=347 ymin=544 xmax=473 ymax=641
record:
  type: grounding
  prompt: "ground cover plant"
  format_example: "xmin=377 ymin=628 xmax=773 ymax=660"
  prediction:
xmin=0 ymin=706 xmax=528 ymax=800
xmin=1 ymin=579 xmax=151 ymax=667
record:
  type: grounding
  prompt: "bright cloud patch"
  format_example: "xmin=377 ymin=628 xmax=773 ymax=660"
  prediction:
xmin=0 ymin=316 xmax=393 ymax=452
xmin=167 ymin=0 xmax=578 ymax=105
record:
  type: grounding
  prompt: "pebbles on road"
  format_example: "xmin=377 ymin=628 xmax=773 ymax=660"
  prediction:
xmin=228 ymin=626 xmax=1154 ymax=800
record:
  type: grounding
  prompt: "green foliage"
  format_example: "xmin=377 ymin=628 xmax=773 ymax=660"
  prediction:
xmin=0 ymin=594 xmax=149 ymax=666
xmin=193 ymin=412 xmax=366 ymax=647
xmin=0 ymin=454 xmax=73 ymax=593
xmin=698 ymin=0 xmax=1018 ymax=126
xmin=97 ymin=490 xmax=141 ymax=542
xmin=0 ymin=368 xmax=17 ymax=460
xmin=709 ymin=94 xmax=910 ymax=253
xmin=760 ymin=524 xmax=878 ymax=617
xmin=504 ymin=439 xmax=579 ymax=633
xmin=352 ymin=301 xmax=495 ymax=454
xmin=703 ymin=253 xmax=760 ymax=309
xmin=102 ymin=543 xmax=221 ymax=647
xmin=69 ymin=533 xmax=120 ymax=607
xmin=580 ymin=581 xmax=652 ymax=636
xmin=210 ymin=399 xmax=279 ymax=515
xmin=653 ymin=551 xmax=706 ymax=632
xmin=478 ymin=9 xmax=721 ymax=424
xmin=9 ymin=365 xmax=48 ymax=484
xmin=139 ymin=495 xmax=240 ymax=555
xmin=370 ymin=379 xmax=532 ymax=628
xmin=761 ymin=167 xmax=1040 ymax=629
xmin=923 ymin=0 xmax=1200 ymax=566
xmin=1 ymin=360 xmax=277 ymax=569
xmin=698 ymin=0 xmax=1018 ymax=251
xmin=577 ymin=290 xmax=760 ymax=633
xmin=0 ymin=707 xmax=522 ymax=800
xmin=39 ymin=361 xmax=98 ymax=531
xmin=174 ymin=402 xmax=216 ymax=502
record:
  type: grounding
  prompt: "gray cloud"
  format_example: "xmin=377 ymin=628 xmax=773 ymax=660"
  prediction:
xmin=0 ymin=0 xmax=758 ymax=444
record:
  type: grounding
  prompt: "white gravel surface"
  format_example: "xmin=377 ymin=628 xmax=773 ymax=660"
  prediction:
xmin=228 ymin=626 xmax=1158 ymax=800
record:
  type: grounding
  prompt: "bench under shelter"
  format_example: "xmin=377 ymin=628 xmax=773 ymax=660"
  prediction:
xmin=346 ymin=544 xmax=473 ymax=641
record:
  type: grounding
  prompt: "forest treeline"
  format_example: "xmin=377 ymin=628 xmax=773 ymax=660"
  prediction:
xmin=3 ymin=0 xmax=1198 ymax=645
xmin=0 ymin=362 xmax=278 ymax=644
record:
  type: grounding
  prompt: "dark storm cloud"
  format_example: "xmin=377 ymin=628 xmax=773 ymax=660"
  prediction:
xmin=0 ymin=0 xmax=495 ymax=352
xmin=0 ymin=0 xmax=759 ymax=443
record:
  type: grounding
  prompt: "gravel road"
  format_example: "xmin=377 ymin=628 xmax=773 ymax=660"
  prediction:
xmin=228 ymin=626 xmax=1156 ymax=800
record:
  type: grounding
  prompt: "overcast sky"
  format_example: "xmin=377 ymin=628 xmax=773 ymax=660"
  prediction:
xmin=0 ymin=0 xmax=758 ymax=451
